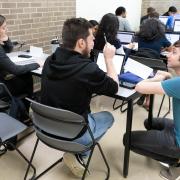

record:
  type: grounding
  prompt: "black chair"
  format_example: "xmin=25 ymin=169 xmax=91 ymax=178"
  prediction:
xmin=0 ymin=82 xmax=13 ymax=112
xmin=24 ymin=99 xmax=110 ymax=180
xmin=130 ymin=55 xmax=171 ymax=118
xmin=0 ymin=112 xmax=36 ymax=178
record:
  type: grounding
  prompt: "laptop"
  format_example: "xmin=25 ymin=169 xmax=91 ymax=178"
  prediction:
xmin=116 ymin=31 xmax=135 ymax=44
xmin=96 ymin=53 xmax=125 ymax=74
xmin=165 ymin=32 xmax=180 ymax=44
xmin=173 ymin=19 xmax=180 ymax=32
xmin=159 ymin=16 xmax=168 ymax=25
xmin=96 ymin=52 xmax=153 ymax=89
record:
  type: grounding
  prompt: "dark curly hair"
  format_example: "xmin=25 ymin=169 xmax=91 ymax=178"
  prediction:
xmin=137 ymin=18 xmax=165 ymax=41
xmin=94 ymin=13 xmax=119 ymax=50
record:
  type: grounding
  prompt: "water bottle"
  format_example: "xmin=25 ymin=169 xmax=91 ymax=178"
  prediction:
xmin=51 ymin=36 xmax=59 ymax=53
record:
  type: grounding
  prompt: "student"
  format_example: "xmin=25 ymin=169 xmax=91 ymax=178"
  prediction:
xmin=94 ymin=13 xmax=121 ymax=51
xmin=41 ymin=17 xmax=118 ymax=177
xmin=0 ymin=15 xmax=40 ymax=121
xmin=166 ymin=11 xmax=180 ymax=31
xmin=140 ymin=7 xmax=156 ymax=24
xmin=135 ymin=18 xmax=171 ymax=57
xmin=89 ymin=19 xmax=99 ymax=36
xmin=163 ymin=6 xmax=177 ymax=16
xmin=115 ymin=6 xmax=132 ymax=31
xmin=124 ymin=40 xmax=180 ymax=180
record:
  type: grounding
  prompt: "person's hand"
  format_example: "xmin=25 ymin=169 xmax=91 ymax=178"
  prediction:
xmin=154 ymin=70 xmax=172 ymax=81
xmin=126 ymin=43 xmax=135 ymax=49
xmin=36 ymin=59 xmax=44 ymax=67
xmin=103 ymin=42 xmax=115 ymax=61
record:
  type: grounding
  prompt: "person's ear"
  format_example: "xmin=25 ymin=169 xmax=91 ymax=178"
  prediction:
xmin=77 ymin=38 xmax=85 ymax=48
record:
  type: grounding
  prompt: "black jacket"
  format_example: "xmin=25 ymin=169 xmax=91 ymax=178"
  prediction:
xmin=0 ymin=39 xmax=39 ymax=80
xmin=41 ymin=47 xmax=118 ymax=120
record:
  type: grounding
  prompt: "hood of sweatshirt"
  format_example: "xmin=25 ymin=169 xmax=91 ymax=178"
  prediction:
xmin=44 ymin=47 xmax=92 ymax=80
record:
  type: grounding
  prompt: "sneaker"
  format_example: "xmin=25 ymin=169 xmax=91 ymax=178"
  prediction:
xmin=63 ymin=153 xmax=85 ymax=177
xmin=160 ymin=166 xmax=180 ymax=180
xmin=159 ymin=161 xmax=169 ymax=168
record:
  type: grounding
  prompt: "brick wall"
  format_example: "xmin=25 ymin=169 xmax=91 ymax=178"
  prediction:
xmin=141 ymin=0 xmax=180 ymax=17
xmin=0 ymin=0 xmax=76 ymax=53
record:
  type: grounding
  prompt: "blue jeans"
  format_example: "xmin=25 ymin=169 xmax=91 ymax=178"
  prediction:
xmin=74 ymin=111 xmax=114 ymax=157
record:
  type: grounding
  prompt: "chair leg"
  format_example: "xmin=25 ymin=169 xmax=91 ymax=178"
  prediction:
xmin=157 ymin=95 xmax=171 ymax=118
xmin=81 ymin=146 xmax=95 ymax=180
xmin=24 ymin=138 xmax=63 ymax=180
xmin=34 ymin=157 xmax=63 ymax=180
xmin=24 ymin=138 xmax=39 ymax=180
xmin=163 ymin=97 xmax=171 ymax=118
xmin=96 ymin=143 xmax=110 ymax=180
xmin=157 ymin=94 xmax=165 ymax=117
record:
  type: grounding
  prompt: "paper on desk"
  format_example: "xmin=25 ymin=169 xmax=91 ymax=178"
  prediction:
xmin=30 ymin=46 xmax=43 ymax=57
xmin=124 ymin=58 xmax=153 ymax=79
xmin=10 ymin=56 xmax=34 ymax=62
xmin=97 ymin=53 xmax=124 ymax=73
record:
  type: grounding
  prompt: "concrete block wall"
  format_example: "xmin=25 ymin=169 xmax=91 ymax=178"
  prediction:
xmin=141 ymin=0 xmax=180 ymax=17
xmin=0 ymin=0 xmax=76 ymax=53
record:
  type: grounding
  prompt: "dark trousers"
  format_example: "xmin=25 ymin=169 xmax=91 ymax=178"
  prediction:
xmin=3 ymin=73 xmax=33 ymax=114
xmin=123 ymin=118 xmax=180 ymax=165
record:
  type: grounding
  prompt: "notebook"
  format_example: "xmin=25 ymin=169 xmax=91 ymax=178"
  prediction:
xmin=116 ymin=31 xmax=135 ymax=44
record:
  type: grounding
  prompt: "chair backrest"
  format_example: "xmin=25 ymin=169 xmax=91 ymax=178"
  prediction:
xmin=129 ymin=55 xmax=167 ymax=71
xmin=29 ymin=99 xmax=86 ymax=140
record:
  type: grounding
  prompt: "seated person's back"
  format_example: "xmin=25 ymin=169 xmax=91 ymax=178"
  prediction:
xmin=136 ymin=18 xmax=171 ymax=55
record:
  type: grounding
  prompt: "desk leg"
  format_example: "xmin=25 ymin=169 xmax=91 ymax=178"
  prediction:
xmin=123 ymin=99 xmax=133 ymax=178
xmin=147 ymin=94 xmax=154 ymax=129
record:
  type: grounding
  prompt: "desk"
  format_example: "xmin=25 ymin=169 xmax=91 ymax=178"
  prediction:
xmin=7 ymin=51 xmax=48 ymax=74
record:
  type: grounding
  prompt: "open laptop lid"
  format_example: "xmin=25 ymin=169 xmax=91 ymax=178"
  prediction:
xmin=96 ymin=52 xmax=125 ymax=75
xmin=116 ymin=31 xmax=135 ymax=44
xmin=165 ymin=32 xmax=180 ymax=44
xmin=159 ymin=16 xmax=168 ymax=25
xmin=173 ymin=19 xmax=180 ymax=32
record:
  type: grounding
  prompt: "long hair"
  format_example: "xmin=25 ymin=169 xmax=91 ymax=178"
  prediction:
xmin=137 ymin=18 xmax=165 ymax=41
xmin=62 ymin=18 xmax=91 ymax=49
xmin=0 ymin=15 xmax=6 ymax=26
xmin=94 ymin=13 xmax=119 ymax=50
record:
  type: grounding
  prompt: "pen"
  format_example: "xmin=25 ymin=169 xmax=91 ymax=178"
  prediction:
xmin=104 ymin=33 xmax=107 ymax=43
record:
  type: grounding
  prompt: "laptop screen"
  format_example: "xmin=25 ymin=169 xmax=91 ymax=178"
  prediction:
xmin=165 ymin=32 xmax=180 ymax=44
xmin=159 ymin=16 xmax=168 ymax=25
xmin=96 ymin=53 xmax=125 ymax=74
xmin=116 ymin=31 xmax=135 ymax=44
xmin=173 ymin=19 xmax=180 ymax=32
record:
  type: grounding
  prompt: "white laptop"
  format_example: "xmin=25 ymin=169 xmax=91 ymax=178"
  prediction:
xmin=173 ymin=19 xmax=180 ymax=32
xmin=159 ymin=16 xmax=168 ymax=25
xmin=165 ymin=32 xmax=180 ymax=44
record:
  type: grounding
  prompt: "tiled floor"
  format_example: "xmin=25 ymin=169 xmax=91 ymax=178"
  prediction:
xmin=0 ymin=94 xmax=172 ymax=180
